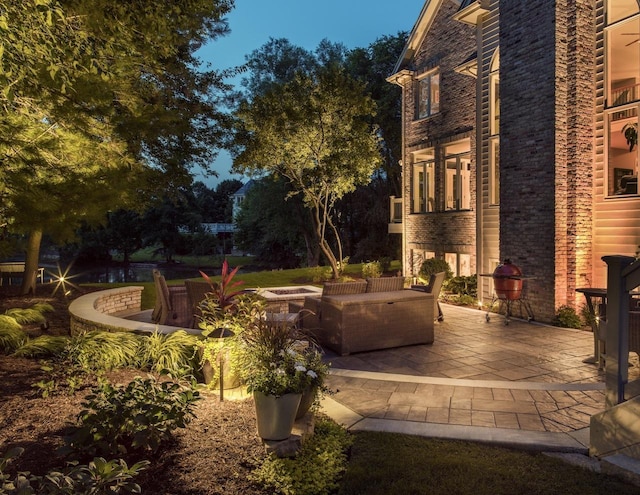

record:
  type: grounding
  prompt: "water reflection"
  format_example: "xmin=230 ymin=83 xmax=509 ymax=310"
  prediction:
xmin=41 ymin=263 xmax=206 ymax=284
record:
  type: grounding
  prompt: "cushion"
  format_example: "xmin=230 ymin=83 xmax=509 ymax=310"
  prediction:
xmin=366 ymin=277 xmax=405 ymax=293
xmin=322 ymin=281 xmax=368 ymax=296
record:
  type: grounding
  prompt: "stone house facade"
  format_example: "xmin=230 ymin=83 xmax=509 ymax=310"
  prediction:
xmin=388 ymin=0 xmax=640 ymax=322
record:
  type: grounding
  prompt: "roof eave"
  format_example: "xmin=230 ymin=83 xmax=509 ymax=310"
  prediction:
xmin=453 ymin=1 xmax=489 ymax=26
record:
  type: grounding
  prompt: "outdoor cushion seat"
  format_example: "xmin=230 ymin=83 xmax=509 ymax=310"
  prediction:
xmin=411 ymin=271 xmax=445 ymax=322
xmin=366 ymin=276 xmax=405 ymax=293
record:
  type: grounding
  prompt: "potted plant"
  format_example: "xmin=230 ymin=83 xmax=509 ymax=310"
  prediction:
xmin=237 ymin=319 xmax=329 ymax=441
xmin=622 ymin=122 xmax=638 ymax=151
xmin=195 ymin=260 xmax=262 ymax=393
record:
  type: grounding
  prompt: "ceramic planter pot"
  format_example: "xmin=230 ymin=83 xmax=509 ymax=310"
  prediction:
xmin=253 ymin=391 xmax=302 ymax=440
xmin=295 ymin=385 xmax=318 ymax=419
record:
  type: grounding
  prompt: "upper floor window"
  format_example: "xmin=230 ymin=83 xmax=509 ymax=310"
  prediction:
xmin=605 ymin=1 xmax=640 ymax=196
xmin=416 ymin=70 xmax=440 ymax=119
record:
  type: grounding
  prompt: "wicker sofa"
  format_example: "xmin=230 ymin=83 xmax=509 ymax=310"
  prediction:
xmin=300 ymin=278 xmax=434 ymax=356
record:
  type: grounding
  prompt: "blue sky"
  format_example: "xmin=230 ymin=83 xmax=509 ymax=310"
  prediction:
xmin=195 ymin=0 xmax=422 ymax=187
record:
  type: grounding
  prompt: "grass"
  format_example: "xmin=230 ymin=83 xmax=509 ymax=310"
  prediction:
xmin=83 ymin=260 xmax=402 ymax=311
xmin=338 ymin=433 xmax=638 ymax=495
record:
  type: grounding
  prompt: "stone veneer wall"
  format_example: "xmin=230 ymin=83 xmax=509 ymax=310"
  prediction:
xmin=400 ymin=0 xmax=477 ymax=276
xmin=69 ymin=286 xmax=198 ymax=335
xmin=499 ymin=0 xmax=595 ymax=322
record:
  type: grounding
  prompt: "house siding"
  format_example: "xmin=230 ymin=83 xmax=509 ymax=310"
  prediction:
xmin=592 ymin=0 xmax=640 ymax=289
xmin=477 ymin=0 xmax=500 ymax=301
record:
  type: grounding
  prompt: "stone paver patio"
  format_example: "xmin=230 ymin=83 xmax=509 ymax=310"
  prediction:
xmin=319 ymin=304 xmax=640 ymax=451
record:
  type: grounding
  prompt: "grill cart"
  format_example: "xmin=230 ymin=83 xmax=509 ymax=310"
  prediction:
xmin=481 ymin=260 xmax=534 ymax=325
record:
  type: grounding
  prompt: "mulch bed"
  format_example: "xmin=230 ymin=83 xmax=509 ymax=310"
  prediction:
xmin=0 ymin=285 xmax=271 ymax=494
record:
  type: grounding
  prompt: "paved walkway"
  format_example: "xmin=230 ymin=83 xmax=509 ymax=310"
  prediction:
xmin=319 ymin=304 xmax=640 ymax=453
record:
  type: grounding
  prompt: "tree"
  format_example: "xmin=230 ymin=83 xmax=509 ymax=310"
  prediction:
xmin=105 ymin=209 xmax=145 ymax=264
xmin=142 ymin=194 xmax=203 ymax=263
xmin=232 ymin=61 xmax=382 ymax=279
xmin=0 ymin=0 xmax=234 ymax=293
xmin=233 ymin=177 xmax=318 ymax=268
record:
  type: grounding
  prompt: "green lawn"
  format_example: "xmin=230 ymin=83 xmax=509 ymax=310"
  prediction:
xmin=339 ymin=433 xmax=638 ymax=495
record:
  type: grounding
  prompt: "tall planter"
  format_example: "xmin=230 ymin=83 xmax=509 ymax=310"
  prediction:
xmin=253 ymin=391 xmax=302 ymax=441
xmin=295 ymin=385 xmax=318 ymax=419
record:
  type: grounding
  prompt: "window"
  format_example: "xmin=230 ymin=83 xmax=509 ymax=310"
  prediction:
xmin=490 ymin=137 xmax=500 ymax=205
xmin=489 ymin=51 xmax=500 ymax=205
xmin=605 ymin=2 xmax=640 ymax=196
xmin=445 ymin=253 xmax=471 ymax=278
xmin=444 ymin=141 xmax=471 ymax=210
xmin=412 ymin=149 xmax=436 ymax=212
xmin=489 ymin=51 xmax=500 ymax=136
xmin=416 ymin=70 xmax=440 ymax=119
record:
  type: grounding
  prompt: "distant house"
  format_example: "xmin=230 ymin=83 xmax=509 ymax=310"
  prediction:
xmin=388 ymin=0 xmax=640 ymax=321
xmin=231 ymin=179 xmax=255 ymax=220
xmin=200 ymin=179 xmax=254 ymax=235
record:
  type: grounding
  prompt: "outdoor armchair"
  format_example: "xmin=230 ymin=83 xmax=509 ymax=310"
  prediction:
xmin=151 ymin=269 xmax=190 ymax=327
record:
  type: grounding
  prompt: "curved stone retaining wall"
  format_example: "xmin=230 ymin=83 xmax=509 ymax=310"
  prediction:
xmin=69 ymin=286 xmax=198 ymax=336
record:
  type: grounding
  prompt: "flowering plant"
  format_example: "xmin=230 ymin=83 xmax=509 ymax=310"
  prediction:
xmin=237 ymin=318 xmax=329 ymax=397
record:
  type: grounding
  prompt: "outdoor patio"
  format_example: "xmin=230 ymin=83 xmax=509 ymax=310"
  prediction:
xmin=319 ymin=304 xmax=640 ymax=452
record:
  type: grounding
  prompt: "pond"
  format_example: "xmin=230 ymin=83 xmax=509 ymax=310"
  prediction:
xmin=40 ymin=262 xmax=213 ymax=284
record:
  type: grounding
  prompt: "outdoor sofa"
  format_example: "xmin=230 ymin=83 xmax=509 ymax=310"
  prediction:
xmin=299 ymin=278 xmax=435 ymax=356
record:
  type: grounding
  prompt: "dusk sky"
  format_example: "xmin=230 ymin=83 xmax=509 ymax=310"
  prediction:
xmin=195 ymin=0 xmax=422 ymax=187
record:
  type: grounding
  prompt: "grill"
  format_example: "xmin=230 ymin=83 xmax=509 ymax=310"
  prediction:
xmin=482 ymin=259 xmax=534 ymax=324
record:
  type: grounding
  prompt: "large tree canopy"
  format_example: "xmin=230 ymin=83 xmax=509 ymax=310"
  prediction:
xmin=0 ymin=0 xmax=234 ymax=293
xmin=232 ymin=45 xmax=382 ymax=278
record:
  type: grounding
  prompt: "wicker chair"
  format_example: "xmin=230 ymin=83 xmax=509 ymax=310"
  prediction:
xmin=184 ymin=279 xmax=213 ymax=329
xmin=151 ymin=269 xmax=190 ymax=327
xmin=411 ymin=271 xmax=445 ymax=322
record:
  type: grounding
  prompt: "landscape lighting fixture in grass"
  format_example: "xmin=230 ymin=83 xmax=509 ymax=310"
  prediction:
xmin=49 ymin=263 xmax=81 ymax=296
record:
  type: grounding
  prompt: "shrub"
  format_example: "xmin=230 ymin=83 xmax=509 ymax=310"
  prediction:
xmin=0 ymin=326 xmax=27 ymax=354
xmin=362 ymin=261 xmax=382 ymax=279
xmin=13 ymin=335 xmax=69 ymax=358
xmin=378 ymin=257 xmax=392 ymax=273
xmin=4 ymin=303 xmax=54 ymax=324
xmin=0 ymin=447 xmax=148 ymax=494
xmin=553 ymin=305 xmax=583 ymax=329
xmin=444 ymin=275 xmax=478 ymax=298
xmin=250 ymin=417 xmax=352 ymax=495
xmin=62 ymin=376 xmax=200 ymax=458
xmin=418 ymin=258 xmax=453 ymax=281
xmin=137 ymin=330 xmax=199 ymax=378
xmin=62 ymin=331 xmax=142 ymax=372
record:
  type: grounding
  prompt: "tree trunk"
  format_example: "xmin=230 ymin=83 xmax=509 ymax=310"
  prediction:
xmin=20 ymin=228 xmax=43 ymax=295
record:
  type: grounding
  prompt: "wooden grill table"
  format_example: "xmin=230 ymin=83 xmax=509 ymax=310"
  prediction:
xmin=575 ymin=287 xmax=640 ymax=368
xmin=575 ymin=287 xmax=607 ymax=367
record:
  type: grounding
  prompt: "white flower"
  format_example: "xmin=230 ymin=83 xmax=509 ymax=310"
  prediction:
xmin=306 ymin=370 xmax=318 ymax=379
xmin=295 ymin=364 xmax=307 ymax=373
